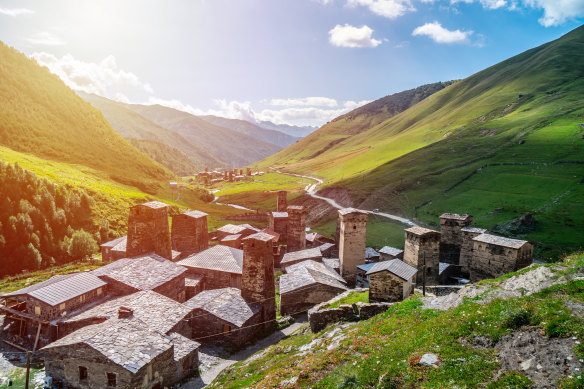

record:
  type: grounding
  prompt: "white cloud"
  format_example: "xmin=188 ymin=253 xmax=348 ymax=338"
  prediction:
xmin=269 ymin=97 xmax=338 ymax=107
xmin=344 ymin=100 xmax=371 ymax=109
xmin=26 ymin=32 xmax=65 ymax=46
xmin=523 ymin=0 xmax=584 ymax=26
xmin=451 ymin=0 xmax=507 ymax=9
xmin=412 ymin=22 xmax=473 ymax=44
xmin=0 ymin=7 xmax=33 ymax=16
xmin=347 ymin=0 xmax=416 ymax=18
xmin=31 ymin=52 xmax=154 ymax=99
xmin=329 ymin=24 xmax=382 ymax=48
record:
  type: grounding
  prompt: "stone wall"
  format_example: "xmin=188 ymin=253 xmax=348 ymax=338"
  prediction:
xmin=171 ymin=212 xmax=209 ymax=255
xmin=470 ymin=242 xmax=533 ymax=282
xmin=287 ymin=206 xmax=306 ymax=252
xmin=269 ymin=213 xmax=288 ymax=240
xmin=189 ymin=308 xmax=262 ymax=349
xmin=338 ymin=210 xmax=368 ymax=286
xmin=280 ymin=284 xmax=346 ymax=316
xmin=459 ymin=228 xmax=487 ymax=278
xmin=24 ymin=285 xmax=107 ymax=321
xmin=100 ymin=247 xmax=126 ymax=263
xmin=127 ymin=203 xmax=172 ymax=260
xmin=369 ymin=272 xmax=412 ymax=302
xmin=277 ymin=190 xmax=287 ymax=212
xmin=185 ymin=269 xmax=241 ymax=291
xmin=242 ymin=234 xmax=276 ymax=331
xmin=403 ymin=228 xmax=440 ymax=284
xmin=439 ymin=214 xmax=472 ymax=246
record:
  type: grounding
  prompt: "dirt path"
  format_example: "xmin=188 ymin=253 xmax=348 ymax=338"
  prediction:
xmin=272 ymin=169 xmax=417 ymax=227
xmin=179 ymin=316 xmax=307 ymax=388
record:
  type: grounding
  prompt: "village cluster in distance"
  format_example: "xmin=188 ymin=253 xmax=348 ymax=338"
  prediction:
xmin=0 ymin=177 xmax=534 ymax=388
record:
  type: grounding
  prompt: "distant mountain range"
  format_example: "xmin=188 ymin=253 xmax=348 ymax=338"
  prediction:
xmin=256 ymin=120 xmax=317 ymax=138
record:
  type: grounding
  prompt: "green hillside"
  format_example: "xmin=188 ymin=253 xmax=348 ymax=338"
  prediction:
xmin=80 ymin=93 xmax=228 ymax=170
xmin=128 ymin=139 xmax=198 ymax=176
xmin=0 ymin=42 xmax=174 ymax=194
xmin=258 ymin=25 xmax=584 ymax=258
xmin=125 ymin=103 xmax=282 ymax=167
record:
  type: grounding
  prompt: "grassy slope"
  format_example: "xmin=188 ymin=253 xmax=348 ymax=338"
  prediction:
xmin=200 ymin=115 xmax=301 ymax=148
xmin=80 ymin=93 xmax=228 ymax=170
xmin=0 ymin=42 xmax=174 ymax=194
xmin=211 ymin=253 xmax=584 ymax=389
xmin=125 ymin=104 xmax=282 ymax=168
xmin=128 ymin=138 xmax=198 ymax=176
xmin=256 ymin=26 xmax=584 ymax=259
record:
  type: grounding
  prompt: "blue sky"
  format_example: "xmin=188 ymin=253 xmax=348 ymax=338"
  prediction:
xmin=1 ymin=0 xmax=583 ymax=126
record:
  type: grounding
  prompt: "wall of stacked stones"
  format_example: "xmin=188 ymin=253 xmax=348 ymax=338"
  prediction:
xmin=369 ymin=272 xmax=407 ymax=302
xmin=153 ymin=274 xmax=187 ymax=302
xmin=280 ymin=284 xmax=345 ymax=316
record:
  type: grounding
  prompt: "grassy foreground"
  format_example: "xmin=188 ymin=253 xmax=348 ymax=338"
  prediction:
xmin=211 ymin=253 xmax=584 ymax=388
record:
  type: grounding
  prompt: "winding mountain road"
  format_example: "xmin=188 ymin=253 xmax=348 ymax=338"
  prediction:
xmin=272 ymin=169 xmax=417 ymax=227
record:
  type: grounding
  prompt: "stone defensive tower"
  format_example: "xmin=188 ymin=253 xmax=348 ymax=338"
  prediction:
xmin=269 ymin=211 xmax=288 ymax=239
xmin=459 ymin=227 xmax=487 ymax=279
xmin=338 ymin=208 xmax=368 ymax=286
xmin=126 ymin=201 xmax=172 ymax=260
xmin=439 ymin=213 xmax=473 ymax=265
xmin=286 ymin=206 xmax=306 ymax=252
xmin=171 ymin=210 xmax=209 ymax=255
xmin=242 ymin=232 xmax=276 ymax=331
xmin=277 ymin=190 xmax=287 ymax=212
xmin=403 ymin=226 xmax=440 ymax=284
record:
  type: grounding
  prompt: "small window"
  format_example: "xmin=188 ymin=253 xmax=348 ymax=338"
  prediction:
xmin=59 ymin=303 xmax=66 ymax=311
xmin=79 ymin=295 xmax=86 ymax=303
xmin=97 ymin=287 xmax=103 ymax=295
xmin=79 ymin=366 xmax=88 ymax=381
xmin=34 ymin=306 xmax=41 ymax=315
xmin=107 ymin=372 xmax=116 ymax=387
xmin=223 ymin=324 xmax=231 ymax=333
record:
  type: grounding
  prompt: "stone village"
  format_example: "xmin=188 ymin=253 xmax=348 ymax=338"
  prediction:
xmin=0 ymin=190 xmax=533 ymax=388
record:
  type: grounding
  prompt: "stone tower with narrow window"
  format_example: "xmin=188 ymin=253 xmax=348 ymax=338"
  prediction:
xmin=277 ymin=190 xmax=287 ymax=212
xmin=171 ymin=210 xmax=209 ymax=255
xmin=403 ymin=226 xmax=441 ymax=284
xmin=286 ymin=205 xmax=306 ymax=252
xmin=338 ymin=208 xmax=368 ymax=286
xmin=126 ymin=201 xmax=172 ymax=260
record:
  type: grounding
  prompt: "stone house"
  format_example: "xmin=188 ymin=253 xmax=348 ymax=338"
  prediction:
xmin=99 ymin=236 xmax=127 ymax=263
xmin=280 ymin=260 xmax=347 ymax=315
xmin=42 ymin=318 xmax=199 ymax=389
xmin=367 ymin=259 xmax=417 ymax=302
xmin=212 ymin=224 xmax=259 ymax=241
xmin=439 ymin=213 xmax=473 ymax=264
xmin=470 ymin=234 xmax=533 ymax=282
xmin=268 ymin=211 xmax=288 ymax=240
xmin=379 ymin=246 xmax=404 ymax=261
xmin=459 ymin=227 xmax=488 ymax=279
xmin=280 ymin=247 xmax=323 ymax=268
xmin=177 ymin=245 xmax=244 ymax=290
xmin=184 ymin=288 xmax=262 ymax=348
xmin=318 ymin=242 xmax=336 ymax=258
xmin=171 ymin=210 xmax=209 ymax=255
xmin=126 ymin=201 xmax=172 ymax=260
xmin=184 ymin=275 xmax=204 ymax=300
xmin=337 ymin=208 xmax=368 ymax=286
xmin=92 ymin=254 xmax=187 ymax=302
xmin=287 ymin=206 xmax=307 ymax=252
xmin=365 ymin=247 xmax=380 ymax=262
xmin=220 ymin=234 xmax=243 ymax=249
xmin=59 ymin=290 xmax=194 ymax=339
xmin=403 ymin=226 xmax=441 ymax=284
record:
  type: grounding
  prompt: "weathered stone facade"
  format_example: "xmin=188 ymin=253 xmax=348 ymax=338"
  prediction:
xmin=99 ymin=236 xmax=127 ymax=263
xmin=338 ymin=208 xmax=368 ymax=286
xmin=369 ymin=271 xmax=413 ymax=302
xmin=277 ymin=190 xmax=287 ymax=212
xmin=171 ymin=210 xmax=209 ymax=255
xmin=403 ymin=226 xmax=441 ymax=284
xmin=242 ymin=233 xmax=276 ymax=332
xmin=220 ymin=234 xmax=242 ymax=249
xmin=439 ymin=213 xmax=473 ymax=265
xmin=188 ymin=307 xmax=262 ymax=348
xmin=269 ymin=212 xmax=288 ymax=240
xmin=280 ymin=283 xmax=346 ymax=316
xmin=126 ymin=201 xmax=172 ymax=260
xmin=459 ymin=227 xmax=488 ymax=278
xmin=470 ymin=234 xmax=533 ymax=282
xmin=185 ymin=268 xmax=241 ymax=291
xmin=286 ymin=206 xmax=307 ymax=252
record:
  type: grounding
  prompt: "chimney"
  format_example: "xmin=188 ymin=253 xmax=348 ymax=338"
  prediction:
xmin=118 ymin=306 xmax=133 ymax=319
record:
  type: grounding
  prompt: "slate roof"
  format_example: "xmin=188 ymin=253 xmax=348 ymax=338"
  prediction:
xmin=280 ymin=260 xmax=347 ymax=294
xmin=167 ymin=332 xmax=200 ymax=362
xmin=440 ymin=213 xmax=471 ymax=221
xmin=366 ymin=259 xmax=417 ymax=281
xmin=379 ymin=246 xmax=404 ymax=257
xmin=356 ymin=263 xmax=376 ymax=273
xmin=221 ymin=234 xmax=242 ymax=242
xmin=280 ymin=247 xmax=322 ymax=266
xmin=338 ymin=208 xmax=367 ymax=216
xmin=318 ymin=243 xmax=335 ymax=253
xmin=439 ymin=262 xmax=452 ymax=275
xmin=141 ymin=201 xmax=168 ymax=209
xmin=260 ymin=228 xmax=280 ymax=243
xmin=4 ymin=272 xmax=107 ymax=307
xmin=43 ymin=318 xmax=173 ymax=373
xmin=100 ymin=235 xmax=127 ymax=249
xmin=472 ymin=233 xmax=529 ymax=249
xmin=63 ymin=290 xmax=192 ymax=335
xmin=183 ymin=288 xmax=261 ymax=327
xmin=365 ymin=247 xmax=380 ymax=259
xmin=216 ymin=224 xmax=259 ymax=235
xmin=271 ymin=212 xmax=288 ymax=218
xmin=405 ymin=226 xmax=440 ymax=236
xmin=461 ymin=227 xmax=488 ymax=234
xmin=184 ymin=210 xmax=208 ymax=219
xmin=322 ymin=258 xmax=340 ymax=270
xmin=184 ymin=275 xmax=203 ymax=288
xmin=92 ymin=254 xmax=186 ymax=291
xmin=177 ymin=245 xmax=243 ymax=274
